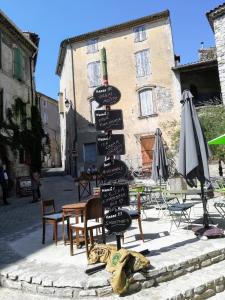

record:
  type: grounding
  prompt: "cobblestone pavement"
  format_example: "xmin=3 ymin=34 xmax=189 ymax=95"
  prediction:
xmin=0 ymin=174 xmax=86 ymax=267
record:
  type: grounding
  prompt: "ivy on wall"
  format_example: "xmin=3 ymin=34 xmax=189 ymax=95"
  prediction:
xmin=198 ymin=105 xmax=225 ymax=160
xmin=0 ymin=98 xmax=44 ymax=171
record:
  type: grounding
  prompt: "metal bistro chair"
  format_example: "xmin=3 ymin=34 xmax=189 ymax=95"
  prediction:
xmin=122 ymin=191 xmax=144 ymax=242
xmin=69 ymin=197 xmax=106 ymax=258
xmin=41 ymin=199 xmax=68 ymax=245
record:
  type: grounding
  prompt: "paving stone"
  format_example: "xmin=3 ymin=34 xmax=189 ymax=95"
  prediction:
xmin=37 ymin=286 xmax=55 ymax=295
xmin=79 ymin=289 xmax=96 ymax=297
xmin=142 ymin=280 xmax=154 ymax=289
xmin=208 ymin=250 xmax=221 ymax=258
xmin=194 ymin=284 xmax=206 ymax=294
xmin=128 ymin=282 xmax=141 ymax=293
xmin=54 ymin=287 xmax=73 ymax=298
xmin=132 ymin=272 xmax=146 ymax=281
xmin=97 ymin=286 xmax=113 ymax=297
xmin=201 ymin=259 xmax=212 ymax=267
xmin=86 ymin=278 xmax=109 ymax=288
xmin=2 ymin=278 xmax=22 ymax=289
xmin=216 ymin=284 xmax=225 ymax=293
xmin=211 ymin=254 xmax=225 ymax=264
xmin=22 ymin=281 xmax=37 ymax=293
xmin=53 ymin=276 xmax=85 ymax=288
xmin=184 ymin=288 xmax=194 ymax=298
xmin=201 ymin=288 xmax=216 ymax=298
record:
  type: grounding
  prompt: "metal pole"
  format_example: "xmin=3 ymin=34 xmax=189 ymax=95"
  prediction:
xmin=201 ymin=181 xmax=209 ymax=228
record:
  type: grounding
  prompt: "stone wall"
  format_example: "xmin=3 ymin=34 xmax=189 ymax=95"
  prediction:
xmin=214 ymin=15 xmax=225 ymax=104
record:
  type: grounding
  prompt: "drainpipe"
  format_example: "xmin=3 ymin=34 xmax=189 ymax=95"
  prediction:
xmin=68 ymin=41 xmax=77 ymax=177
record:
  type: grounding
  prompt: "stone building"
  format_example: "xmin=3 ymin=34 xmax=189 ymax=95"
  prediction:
xmin=207 ymin=3 xmax=225 ymax=105
xmin=36 ymin=92 xmax=61 ymax=168
xmin=56 ymin=10 xmax=181 ymax=176
xmin=173 ymin=47 xmax=221 ymax=106
xmin=0 ymin=10 xmax=38 ymax=180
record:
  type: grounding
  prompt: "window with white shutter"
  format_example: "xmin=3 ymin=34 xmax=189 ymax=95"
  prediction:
xmin=87 ymin=39 xmax=98 ymax=54
xmin=90 ymin=99 xmax=99 ymax=123
xmin=139 ymin=89 xmax=156 ymax=117
xmin=135 ymin=49 xmax=150 ymax=77
xmin=87 ymin=61 xmax=101 ymax=87
xmin=134 ymin=25 xmax=146 ymax=42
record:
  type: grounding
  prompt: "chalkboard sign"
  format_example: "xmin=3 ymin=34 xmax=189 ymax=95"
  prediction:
xmin=97 ymin=134 xmax=125 ymax=156
xmin=95 ymin=110 xmax=123 ymax=131
xmin=100 ymin=159 xmax=128 ymax=181
xmin=16 ymin=176 xmax=32 ymax=197
xmin=100 ymin=183 xmax=129 ymax=208
xmin=104 ymin=209 xmax=132 ymax=234
xmin=93 ymin=85 xmax=121 ymax=107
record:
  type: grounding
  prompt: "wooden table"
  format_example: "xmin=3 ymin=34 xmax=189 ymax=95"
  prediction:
xmin=62 ymin=202 xmax=87 ymax=245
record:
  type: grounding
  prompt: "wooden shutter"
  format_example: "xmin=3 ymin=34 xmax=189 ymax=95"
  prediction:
xmin=143 ymin=50 xmax=150 ymax=76
xmin=139 ymin=89 xmax=154 ymax=116
xmin=94 ymin=61 xmax=100 ymax=86
xmin=140 ymin=135 xmax=155 ymax=169
xmin=135 ymin=52 xmax=143 ymax=77
xmin=13 ymin=47 xmax=23 ymax=80
xmin=84 ymin=143 xmax=97 ymax=163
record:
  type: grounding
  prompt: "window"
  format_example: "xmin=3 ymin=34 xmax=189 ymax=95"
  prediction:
xmin=135 ymin=49 xmax=150 ymax=77
xmin=87 ymin=39 xmax=98 ymax=54
xmin=139 ymin=89 xmax=156 ymax=117
xmin=0 ymin=89 xmax=3 ymax=122
xmin=87 ymin=61 xmax=101 ymax=87
xmin=134 ymin=25 xmax=146 ymax=42
xmin=13 ymin=47 xmax=25 ymax=81
xmin=43 ymin=100 xmax=47 ymax=107
xmin=43 ymin=111 xmax=48 ymax=124
xmin=90 ymin=99 xmax=99 ymax=123
xmin=83 ymin=143 xmax=97 ymax=163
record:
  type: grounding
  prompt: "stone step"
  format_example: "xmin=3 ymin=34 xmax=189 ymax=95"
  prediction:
xmin=127 ymin=259 xmax=225 ymax=300
xmin=1 ymin=246 xmax=225 ymax=299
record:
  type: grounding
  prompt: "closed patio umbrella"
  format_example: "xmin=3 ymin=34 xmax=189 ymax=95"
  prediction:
xmin=178 ymin=90 xmax=210 ymax=228
xmin=151 ymin=128 xmax=169 ymax=184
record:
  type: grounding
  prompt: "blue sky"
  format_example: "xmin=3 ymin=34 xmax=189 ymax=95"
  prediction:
xmin=1 ymin=0 xmax=223 ymax=99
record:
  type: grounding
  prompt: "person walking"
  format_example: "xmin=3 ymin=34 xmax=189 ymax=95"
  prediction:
xmin=30 ymin=171 xmax=41 ymax=203
xmin=0 ymin=166 xmax=10 ymax=205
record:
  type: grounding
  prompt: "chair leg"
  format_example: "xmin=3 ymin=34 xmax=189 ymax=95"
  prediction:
xmin=69 ymin=227 xmax=74 ymax=256
xmin=102 ymin=226 xmax=106 ymax=244
xmin=84 ymin=230 xmax=89 ymax=259
xmin=138 ymin=217 xmax=144 ymax=242
xmin=54 ymin=222 xmax=58 ymax=245
xmin=90 ymin=229 xmax=94 ymax=247
xmin=42 ymin=220 xmax=45 ymax=244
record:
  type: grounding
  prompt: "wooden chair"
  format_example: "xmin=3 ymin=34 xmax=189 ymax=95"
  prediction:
xmin=122 ymin=192 xmax=144 ymax=242
xmin=69 ymin=197 xmax=106 ymax=258
xmin=41 ymin=199 xmax=66 ymax=245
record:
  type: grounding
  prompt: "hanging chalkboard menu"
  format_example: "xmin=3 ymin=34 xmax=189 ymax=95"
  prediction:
xmin=93 ymin=85 xmax=121 ymax=107
xmin=104 ymin=209 xmax=132 ymax=234
xmin=100 ymin=183 xmax=129 ymax=208
xmin=95 ymin=110 xmax=123 ymax=131
xmin=97 ymin=134 xmax=125 ymax=156
xmin=100 ymin=158 xmax=128 ymax=181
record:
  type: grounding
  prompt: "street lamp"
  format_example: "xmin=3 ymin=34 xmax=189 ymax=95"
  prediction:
xmin=65 ymin=98 xmax=70 ymax=109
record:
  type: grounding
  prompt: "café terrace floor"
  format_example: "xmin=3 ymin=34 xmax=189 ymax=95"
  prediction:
xmin=2 ymin=187 xmax=225 ymax=299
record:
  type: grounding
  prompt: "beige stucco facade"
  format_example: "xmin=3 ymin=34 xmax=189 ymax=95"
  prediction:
xmin=57 ymin=11 xmax=181 ymax=175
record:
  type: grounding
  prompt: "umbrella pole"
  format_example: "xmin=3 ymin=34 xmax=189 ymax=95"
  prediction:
xmin=201 ymin=181 xmax=209 ymax=228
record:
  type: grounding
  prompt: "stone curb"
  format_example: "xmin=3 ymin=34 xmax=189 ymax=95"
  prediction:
xmin=1 ymin=247 xmax=225 ymax=298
